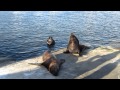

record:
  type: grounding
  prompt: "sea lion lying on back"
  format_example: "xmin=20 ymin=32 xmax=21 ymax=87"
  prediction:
xmin=64 ymin=33 xmax=89 ymax=56
xmin=29 ymin=50 xmax=65 ymax=76
xmin=47 ymin=36 xmax=55 ymax=47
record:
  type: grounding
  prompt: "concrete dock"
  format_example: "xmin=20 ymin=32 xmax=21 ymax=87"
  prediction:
xmin=0 ymin=46 xmax=120 ymax=79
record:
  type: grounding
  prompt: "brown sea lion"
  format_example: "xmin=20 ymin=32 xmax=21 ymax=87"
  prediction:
xmin=29 ymin=50 xmax=65 ymax=76
xmin=63 ymin=33 xmax=89 ymax=56
xmin=47 ymin=36 xmax=55 ymax=47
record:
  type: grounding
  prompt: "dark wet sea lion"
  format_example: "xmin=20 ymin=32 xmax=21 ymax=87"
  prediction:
xmin=64 ymin=33 xmax=89 ymax=56
xmin=29 ymin=50 xmax=65 ymax=76
xmin=47 ymin=37 xmax=55 ymax=47
xmin=42 ymin=50 xmax=65 ymax=76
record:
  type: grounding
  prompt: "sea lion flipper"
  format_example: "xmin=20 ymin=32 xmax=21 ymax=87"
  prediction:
xmin=28 ymin=63 xmax=42 ymax=66
xmin=79 ymin=45 xmax=90 ymax=52
xmin=78 ymin=45 xmax=90 ymax=56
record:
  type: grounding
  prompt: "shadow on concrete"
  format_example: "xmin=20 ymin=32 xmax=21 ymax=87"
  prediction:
xmin=82 ymin=62 xmax=118 ymax=79
xmin=56 ymin=50 xmax=120 ymax=79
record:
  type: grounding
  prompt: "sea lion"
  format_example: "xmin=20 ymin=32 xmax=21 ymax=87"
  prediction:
xmin=28 ymin=50 xmax=65 ymax=76
xmin=47 ymin=36 xmax=55 ymax=47
xmin=64 ymin=33 xmax=89 ymax=56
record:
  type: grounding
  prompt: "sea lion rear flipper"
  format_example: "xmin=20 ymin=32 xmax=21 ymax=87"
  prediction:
xmin=28 ymin=63 xmax=42 ymax=66
xmin=84 ymin=45 xmax=90 ymax=49
xmin=78 ymin=45 xmax=90 ymax=56
xmin=79 ymin=45 xmax=90 ymax=52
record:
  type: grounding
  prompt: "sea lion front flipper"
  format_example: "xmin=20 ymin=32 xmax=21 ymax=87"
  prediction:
xmin=63 ymin=49 xmax=70 ymax=53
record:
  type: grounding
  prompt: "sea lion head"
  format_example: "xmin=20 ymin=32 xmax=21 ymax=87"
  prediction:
xmin=42 ymin=50 xmax=52 ymax=61
xmin=70 ymin=33 xmax=77 ymax=42
xmin=47 ymin=36 xmax=55 ymax=46
xmin=49 ymin=60 xmax=59 ymax=76
xmin=47 ymin=37 xmax=52 ymax=43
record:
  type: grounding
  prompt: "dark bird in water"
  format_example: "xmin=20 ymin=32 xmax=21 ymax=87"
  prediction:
xmin=63 ymin=33 xmax=90 ymax=56
xmin=47 ymin=36 xmax=55 ymax=47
